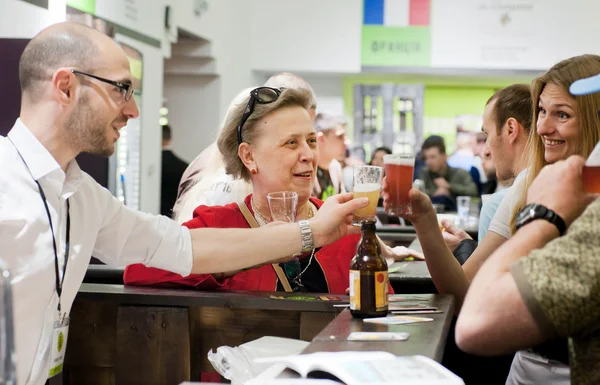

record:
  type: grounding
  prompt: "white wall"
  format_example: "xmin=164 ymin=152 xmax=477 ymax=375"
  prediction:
xmin=255 ymin=72 xmax=346 ymax=117
xmin=431 ymin=0 xmax=600 ymax=70
xmin=165 ymin=0 xmax=360 ymax=164
xmin=113 ymin=34 xmax=165 ymax=214
xmin=303 ymin=74 xmax=346 ymax=116
xmin=250 ymin=0 xmax=362 ymax=74
xmin=0 ymin=0 xmax=66 ymax=38
xmin=165 ymin=0 xmax=260 ymax=165
xmin=163 ymin=75 xmax=220 ymax=163
xmin=171 ymin=0 xmax=257 ymax=116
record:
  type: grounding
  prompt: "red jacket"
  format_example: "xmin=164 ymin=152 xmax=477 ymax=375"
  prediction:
xmin=124 ymin=195 xmax=393 ymax=295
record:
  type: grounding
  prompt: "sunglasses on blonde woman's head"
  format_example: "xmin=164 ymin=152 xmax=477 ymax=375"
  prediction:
xmin=237 ymin=87 xmax=283 ymax=145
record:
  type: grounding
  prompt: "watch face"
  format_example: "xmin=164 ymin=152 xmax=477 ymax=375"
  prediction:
xmin=517 ymin=204 xmax=540 ymax=225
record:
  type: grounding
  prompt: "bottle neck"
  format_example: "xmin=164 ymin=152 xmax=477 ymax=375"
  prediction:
xmin=358 ymin=221 xmax=379 ymax=252
xmin=360 ymin=221 xmax=377 ymax=235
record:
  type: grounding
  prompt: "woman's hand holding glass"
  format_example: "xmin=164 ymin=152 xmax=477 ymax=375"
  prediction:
xmin=382 ymin=177 xmax=435 ymax=224
xmin=309 ymin=193 xmax=369 ymax=247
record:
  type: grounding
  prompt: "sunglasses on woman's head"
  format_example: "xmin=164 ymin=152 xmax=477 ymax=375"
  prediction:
xmin=236 ymin=87 xmax=283 ymax=145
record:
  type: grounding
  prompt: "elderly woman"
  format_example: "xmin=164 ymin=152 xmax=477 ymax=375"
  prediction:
xmin=125 ymin=87 xmax=404 ymax=293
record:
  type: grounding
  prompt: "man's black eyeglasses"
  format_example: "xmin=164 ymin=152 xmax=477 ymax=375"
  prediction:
xmin=237 ymin=87 xmax=283 ymax=145
xmin=71 ymin=69 xmax=135 ymax=102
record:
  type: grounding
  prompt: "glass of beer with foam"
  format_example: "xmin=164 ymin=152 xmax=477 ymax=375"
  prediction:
xmin=384 ymin=152 xmax=415 ymax=216
xmin=583 ymin=142 xmax=600 ymax=193
xmin=352 ymin=165 xmax=384 ymax=225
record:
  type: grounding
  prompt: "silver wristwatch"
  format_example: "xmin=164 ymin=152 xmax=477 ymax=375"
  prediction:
xmin=297 ymin=220 xmax=314 ymax=253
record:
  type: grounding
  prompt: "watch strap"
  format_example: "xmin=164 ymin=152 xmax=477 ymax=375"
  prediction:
xmin=517 ymin=204 xmax=567 ymax=236
xmin=297 ymin=219 xmax=314 ymax=253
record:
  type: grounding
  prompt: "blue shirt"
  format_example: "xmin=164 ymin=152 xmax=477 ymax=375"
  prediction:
xmin=478 ymin=189 xmax=507 ymax=243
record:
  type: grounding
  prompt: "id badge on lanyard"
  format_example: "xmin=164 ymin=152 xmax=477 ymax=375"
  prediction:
xmin=9 ymin=137 xmax=72 ymax=378
xmin=48 ymin=314 xmax=69 ymax=377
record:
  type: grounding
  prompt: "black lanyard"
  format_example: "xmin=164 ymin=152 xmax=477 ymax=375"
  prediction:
xmin=8 ymin=137 xmax=70 ymax=313
xmin=36 ymin=182 xmax=70 ymax=313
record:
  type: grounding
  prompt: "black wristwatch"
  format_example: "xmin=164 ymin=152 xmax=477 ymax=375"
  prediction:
xmin=515 ymin=203 xmax=566 ymax=236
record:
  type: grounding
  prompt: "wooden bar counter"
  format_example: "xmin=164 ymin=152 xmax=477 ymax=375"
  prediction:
xmin=64 ymin=284 xmax=343 ymax=385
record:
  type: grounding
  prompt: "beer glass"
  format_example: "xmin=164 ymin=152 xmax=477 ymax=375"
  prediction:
xmin=352 ymin=165 xmax=384 ymax=225
xmin=383 ymin=152 xmax=415 ymax=216
xmin=267 ymin=191 xmax=298 ymax=222
xmin=583 ymin=142 xmax=600 ymax=193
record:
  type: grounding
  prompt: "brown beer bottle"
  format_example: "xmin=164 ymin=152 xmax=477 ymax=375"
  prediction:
xmin=349 ymin=220 xmax=389 ymax=318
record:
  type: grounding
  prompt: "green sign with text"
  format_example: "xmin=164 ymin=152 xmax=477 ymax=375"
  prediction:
xmin=66 ymin=0 xmax=96 ymax=15
xmin=361 ymin=25 xmax=431 ymax=67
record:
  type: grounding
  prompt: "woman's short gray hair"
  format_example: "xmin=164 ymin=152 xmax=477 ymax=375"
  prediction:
xmin=217 ymin=87 xmax=313 ymax=182
xmin=313 ymin=112 xmax=347 ymax=134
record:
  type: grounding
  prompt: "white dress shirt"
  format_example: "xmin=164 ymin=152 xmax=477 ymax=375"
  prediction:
xmin=0 ymin=119 xmax=193 ymax=385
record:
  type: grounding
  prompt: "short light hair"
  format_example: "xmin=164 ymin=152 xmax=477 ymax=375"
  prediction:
xmin=19 ymin=22 xmax=99 ymax=100
xmin=217 ymin=88 xmax=313 ymax=182
xmin=486 ymin=84 xmax=533 ymax=134
xmin=313 ymin=112 xmax=347 ymax=134
xmin=264 ymin=72 xmax=317 ymax=110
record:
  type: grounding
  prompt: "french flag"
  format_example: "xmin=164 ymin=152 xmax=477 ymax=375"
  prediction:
xmin=364 ymin=0 xmax=430 ymax=27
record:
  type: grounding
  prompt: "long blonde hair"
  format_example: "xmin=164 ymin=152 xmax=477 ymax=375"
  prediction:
xmin=510 ymin=54 xmax=600 ymax=231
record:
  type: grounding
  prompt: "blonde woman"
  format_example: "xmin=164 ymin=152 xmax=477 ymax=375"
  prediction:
xmin=384 ymin=54 xmax=600 ymax=384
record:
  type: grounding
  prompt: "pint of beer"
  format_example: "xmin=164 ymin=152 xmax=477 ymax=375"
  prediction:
xmin=584 ymin=142 xmax=600 ymax=193
xmin=353 ymin=183 xmax=381 ymax=218
xmin=352 ymin=165 xmax=383 ymax=225
xmin=384 ymin=153 xmax=415 ymax=216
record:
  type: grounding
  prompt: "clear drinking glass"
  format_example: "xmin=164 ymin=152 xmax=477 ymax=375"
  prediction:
xmin=352 ymin=165 xmax=384 ymax=225
xmin=267 ymin=191 xmax=298 ymax=223
xmin=267 ymin=191 xmax=303 ymax=290
xmin=456 ymin=196 xmax=471 ymax=226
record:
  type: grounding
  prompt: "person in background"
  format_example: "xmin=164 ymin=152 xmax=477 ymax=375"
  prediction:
xmin=0 ymin=22 xmax=368 ymax=385
xmin=473 ymin=132 xmax=487 ymax=158
xmin=418 ymin=135 xmax=478 ymax=211
xmin=448 ymin=132 xmax=477 ymax=171
xmin=480 ymin=146 xmax=499 ymax=195
xmin=449 ymin=132 xmax=488 ymax=194
xmin=264 ymin=72 xmax=318 ymax=120
xmin=160 ymin=124 xmax=189 ymax=217
xmin=413 ymin=149 xmax=426 ymax=181
xmin=441 ymin=83 xmax=532 ymax=270
xmin=313 ymin=112 xmax=348 ymax=200
xmin=478 ymin=84 xmax=532 ymax=242
xmin=440 ymin=83 xmax=533 ymax=255
xmin=369 ymin=146 xmax=392 ymax=167
xmin=125 ymin=88 xmax=407 ymax=293
xmin=173 ymin=73 xmax=318 ymax=223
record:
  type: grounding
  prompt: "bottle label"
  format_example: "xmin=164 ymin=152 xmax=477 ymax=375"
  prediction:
xmin=349 ymin=270 xmax=360 ymax=310
xmin=375 ymin=271 xmax=389 ymax=311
